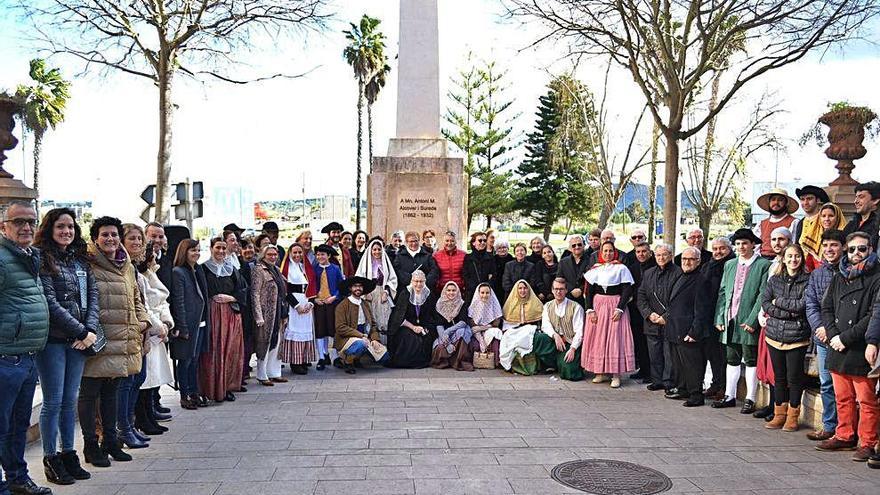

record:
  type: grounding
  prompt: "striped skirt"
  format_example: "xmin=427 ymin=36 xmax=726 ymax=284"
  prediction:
xmin=279 ymin=339 xmax=316 ymax=365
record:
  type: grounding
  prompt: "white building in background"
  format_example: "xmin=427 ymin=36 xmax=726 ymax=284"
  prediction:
xmin=318 ymin=195 xmax=352 ymax=228
xmin=208 ymin=186 xmax=255 ymax=230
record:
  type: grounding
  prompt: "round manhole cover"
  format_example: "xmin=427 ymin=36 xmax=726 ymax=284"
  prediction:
xmin=550 ymin=459 xmax=672 ymax=495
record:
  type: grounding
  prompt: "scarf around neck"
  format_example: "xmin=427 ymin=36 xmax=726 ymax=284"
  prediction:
xmin=840 ymin=252 xmax=878 ymax=281
xmin=204 ymin=256 xmax=234 ymax=277
xmin=468 ymin=283 xmax=503 ymax=325
xmin=435 ymin=281 xmax=464 ymax=322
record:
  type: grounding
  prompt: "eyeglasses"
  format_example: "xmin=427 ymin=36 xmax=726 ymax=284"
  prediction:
xmin=681 ymin=257 xmax=699 ymax=261
xmin=848 ymin=245 xmax=869 ymax=254
xmin=631 ymin=235 xmax=645 ymax=240
xmin=3 ymin=218 xmax=37 ymax=227
xmin=551 ymin=287 xmax=567 ymax=291
xmin=570 ymin=243 xmax=584 ymax=248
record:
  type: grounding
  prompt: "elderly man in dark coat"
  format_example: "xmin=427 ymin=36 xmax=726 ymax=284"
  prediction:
xmin=665 ymin=247 xmax=715 ymax=406
xmin=637 ymin=243 xmax=680 ymax=393
xmin=556 ymin=235 xmax=590 ymax=306
xmin=700 ymin=237 xmax=735 ymax=399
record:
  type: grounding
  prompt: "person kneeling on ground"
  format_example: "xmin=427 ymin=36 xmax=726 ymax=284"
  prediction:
xmin=334 ymin=276 xmax=390 ymax=374
xmin=532 ymin=277 xmax=585 ymax=381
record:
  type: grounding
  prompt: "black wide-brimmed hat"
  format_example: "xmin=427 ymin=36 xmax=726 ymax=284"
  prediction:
xmin=314 ymin=244 xmax=337 ymax=257
xmin=339 ymin=276 xmax=376 ymax=295
xmin=222 ymin=223 xmax=245 ymax=233
xmin=795 ymin=185 xmax=830 ymax=204
xmin=731 ymin=228 xmax=762 ymax=245
xmin=321 ymin=221 xmax=344 ymax=234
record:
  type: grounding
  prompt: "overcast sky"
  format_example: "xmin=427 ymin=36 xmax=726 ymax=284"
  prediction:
xmin=1 ymin=0 xmax=878 ymax=225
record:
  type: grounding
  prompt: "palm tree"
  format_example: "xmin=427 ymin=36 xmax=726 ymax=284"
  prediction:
xmin=365 ymin=62 xmax=391 ymax=171
xmin=15 ymin=59 xmax=70 ymax=216
xmin=343 ymin=15 xmax=387 ymax=229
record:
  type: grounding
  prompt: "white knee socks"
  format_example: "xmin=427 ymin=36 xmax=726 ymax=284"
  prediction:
xmin=725 ymin=364 xmax=741 ymax=399
xmin=744 ymin=366 xmax=758 ymax=402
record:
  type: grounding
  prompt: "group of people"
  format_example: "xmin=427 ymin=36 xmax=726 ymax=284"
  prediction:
xmin=1 ymin=180 xmax=880 ymax=495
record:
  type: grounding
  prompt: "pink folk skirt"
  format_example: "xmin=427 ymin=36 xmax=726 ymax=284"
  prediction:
xmin=580 ymin=294 xmax=636 ymax=374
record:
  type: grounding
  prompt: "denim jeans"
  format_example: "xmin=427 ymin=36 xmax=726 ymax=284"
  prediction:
xmin=34 ymin=343 xmax=86 ymax=455
xmin=117 ymin=356 xmax=147 ymax=432
xmin=177 ymin=357 xmax=199 ymax=397
xmin=815 ymin=344 xmax=837 ymax=432
xmin=343 ymin=340 xmax=390 ymax=364
xmin=0 ymin=354 xmax=38 ymax=492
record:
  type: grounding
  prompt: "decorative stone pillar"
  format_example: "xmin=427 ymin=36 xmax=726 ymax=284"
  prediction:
xmin=0 ymin=97 xmax=36 ymax=211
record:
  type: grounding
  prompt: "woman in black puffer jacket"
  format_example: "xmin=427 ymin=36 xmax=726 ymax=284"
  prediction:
xmin=761 ymin=244 xmax=811 ymax=432
xmin=33 ymin=208 xmax=99 ymax=484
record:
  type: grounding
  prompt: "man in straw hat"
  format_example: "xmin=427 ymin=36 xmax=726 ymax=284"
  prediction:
xmin=712 ymin=228 xmax=771 ymax=414
xmin=334 ymin=276 xmax=389 ymax=374
xmin=754 ymin=188 xmax=798 ymax=258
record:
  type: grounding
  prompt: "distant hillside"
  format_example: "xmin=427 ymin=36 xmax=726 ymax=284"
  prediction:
xmin=613 ymin=183 xmax=696 ymax=212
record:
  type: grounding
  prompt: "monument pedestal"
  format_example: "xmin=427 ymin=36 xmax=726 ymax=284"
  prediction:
xmin=367 ymin=155 xmax=467 ymax=242
xmin=826 ymin=184 xmax=857 ymax=217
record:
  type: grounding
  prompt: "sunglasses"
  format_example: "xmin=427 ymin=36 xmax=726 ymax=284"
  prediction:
xmin=475 ymin=239 xmax=486 ymax=243
xmin=848 ymin=245 xmax=869 ymax=254
xmin=4 ymin=218 xmax=37 ymax=227
xmin=570 ymin=243 xmax=584 ymax=248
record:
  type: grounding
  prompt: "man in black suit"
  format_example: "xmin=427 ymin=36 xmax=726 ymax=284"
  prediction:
xmin=674 ymin=228 xmax=712 ymax=266
xmin=145 ymin=222 xmax=173 ymax=290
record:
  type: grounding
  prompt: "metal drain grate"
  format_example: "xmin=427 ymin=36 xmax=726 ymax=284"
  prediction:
xmin=550 ymin=459 xmax=672 ymax=495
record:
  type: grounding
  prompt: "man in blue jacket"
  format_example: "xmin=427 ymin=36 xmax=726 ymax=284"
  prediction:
xmin=803 ymin=229 xmax=846 ymax=442
xmin=0 ymin=201 xmax=51 ymax=495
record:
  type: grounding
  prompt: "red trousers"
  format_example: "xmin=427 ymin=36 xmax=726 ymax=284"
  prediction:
xmin=830 ymin=372 xmax=879 ymax=448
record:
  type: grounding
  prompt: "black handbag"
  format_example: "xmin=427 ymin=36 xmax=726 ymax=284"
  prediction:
xmin=74 ymin=262 xmax=106 ymax=356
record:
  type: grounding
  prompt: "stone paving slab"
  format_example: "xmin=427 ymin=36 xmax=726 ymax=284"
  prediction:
xmin=26 ymin=367 xmax=879 ymax=494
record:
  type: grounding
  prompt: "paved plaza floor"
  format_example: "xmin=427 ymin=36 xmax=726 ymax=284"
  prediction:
xmin=26 ymin=367 xmax=878 ymax=495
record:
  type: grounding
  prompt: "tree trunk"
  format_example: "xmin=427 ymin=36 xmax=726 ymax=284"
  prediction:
xmin=647 ymin=124 xmax=659 ymax=244
xmin=367 ymin=102 xmax=374 ymax=174
xmin=355 ymin=79 xmax=364 ymax=230
xmin=698 ymin=209 xmax=712 ymax=238
xmin=466 ymin=211 xmax=474 ymax=230
xmin=597 ymin=205 xmax=612 ymax=229
xmin=154 ymin=64 xmax=173 ymax=224
xmin=32 ymin=129 xmax=43 ymax=218
xmin=485 ymin=215 xmax=493 ymax=229
xmin=542 ymin=224 xmax=551 ymax=242
xmin=663 ymin=130 xmax=680 ymax=247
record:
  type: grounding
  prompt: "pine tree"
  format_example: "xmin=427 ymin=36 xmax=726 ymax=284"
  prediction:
xmin=515 ymin=84 xmax=593 ymax=240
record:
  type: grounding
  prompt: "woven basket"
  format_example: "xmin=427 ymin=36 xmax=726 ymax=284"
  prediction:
xmin=473 ymin=352 xmax=495 ymax=369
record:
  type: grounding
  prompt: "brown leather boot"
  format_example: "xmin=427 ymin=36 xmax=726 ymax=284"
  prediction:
xmin=782 ymin=406 xmax=800 ymax=432
xmin=764 ymin=403 xmax=788 ymax=429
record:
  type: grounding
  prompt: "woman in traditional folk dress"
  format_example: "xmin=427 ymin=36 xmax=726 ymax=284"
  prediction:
xmin=200 ymin=237 xmax=247 ymax=402
xmin=355 ymin=238 xmax=398 ymax=345
xmin=581 ymin=241 xmax=636 ymax=388
xmin=279 ymin=243 xmax=317 ymax=375
xmin=498 ymin=280 xmax=543 ymax=374
xmin=387 ymin=270 xmax=437 ymax=368
xmin=431 ymin=281 xmax=474 ymax=371
xmin=467 ymin=283 xmax=503 ymax=367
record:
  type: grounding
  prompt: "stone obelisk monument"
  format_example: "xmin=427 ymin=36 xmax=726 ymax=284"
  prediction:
xmin=367 ymin=0 xmax=467 ymax=242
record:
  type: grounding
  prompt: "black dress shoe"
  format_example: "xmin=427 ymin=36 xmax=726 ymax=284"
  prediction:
xmin=180 ymin=396 xmax=197 ymax=410
xmin=333 ymin=357 xmax=344 ymax=368
xmin=8 ymin=478 xmax=53 ymax=495
xmin=740 ymin=399 xmax=756 ymax=414
xmin=646 ymin=383 xmax=665 ymax=391
xmin=640 ymin=378 xmax=653 ymax=384
xmin=225 ymin=391 xmax=236 ymax=402
xmin=665 ymin=391 xmax=688 ymax=400
xmin=292 ymin=364 xmax=307 ymax=375
xmin=344 ymin=363 xmax=356 ymax=375
xmin=629 ymin=372 xmax=645 ymax=380
xmin=711 ymin=397 xmax=736 ymax=408
xmin=196 ymin=395 xmax=209 ymax=407
xmin=752 ymin=405 xmax=772 ymax=419
xmin=683 ymin=399 xmax=705 ymax=407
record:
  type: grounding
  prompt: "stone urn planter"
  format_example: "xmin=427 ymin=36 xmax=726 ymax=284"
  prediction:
xmin=0 ymin=96 xmax=36 ymax=205
xmin=0 ymin=96 xmax=20 ymax=177
xmin=819 ymin=106 xmax=877 ymax=186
